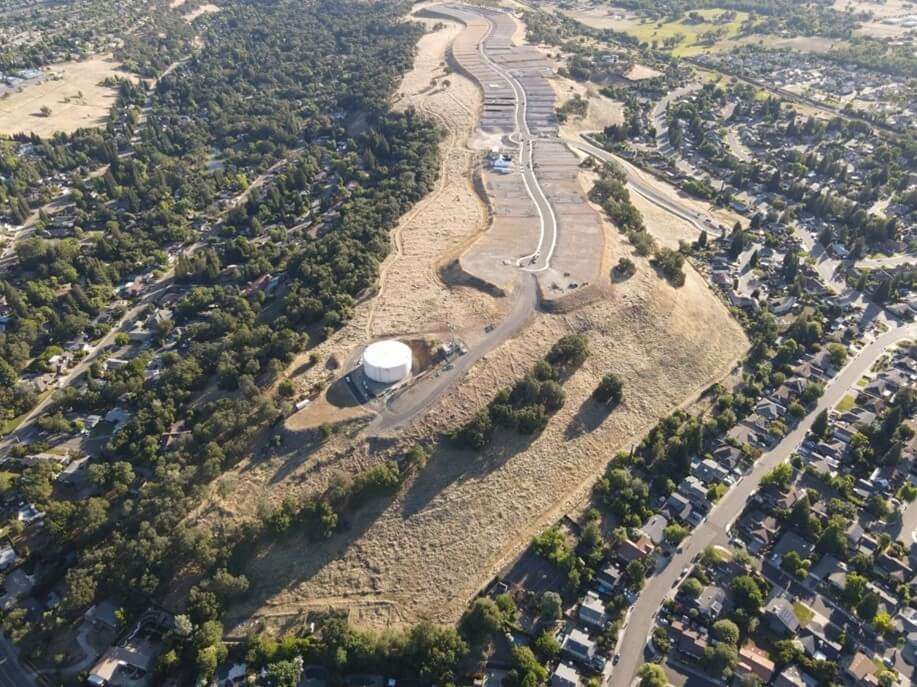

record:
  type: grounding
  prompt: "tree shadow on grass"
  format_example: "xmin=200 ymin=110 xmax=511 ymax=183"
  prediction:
xmin=565 ymin=396 xmax=619 ymax=440
xmin=222 ymin=482 xmax=403 ymax=637
xmin=400 ymin=427 xmax=542 ymax=519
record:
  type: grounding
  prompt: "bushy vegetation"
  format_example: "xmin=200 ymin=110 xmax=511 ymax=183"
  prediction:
xmin=590 ymin=162 xmax=686 ymax=287
xmin=451 ymin=335 xmax=589 ymax=449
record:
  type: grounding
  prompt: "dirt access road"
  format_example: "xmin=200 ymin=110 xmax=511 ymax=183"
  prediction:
xmin=369 ymin=3 xmax=563 ymax=434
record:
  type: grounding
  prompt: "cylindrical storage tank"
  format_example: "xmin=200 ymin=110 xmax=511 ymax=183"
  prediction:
xmin=362 ymin=339 xmax=413 ymax=384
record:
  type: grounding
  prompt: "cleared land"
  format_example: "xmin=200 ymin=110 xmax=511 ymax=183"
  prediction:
xmin=552 ymin=5 xmax=751 ymax=56
xmin=0 ymin=55 xmax=135 ymax=137
xmin=192 ymin=8 xmax=748 ymax=634
xmin=551 ymin=76 xmax=625 ymax=143
xmin=183 ymin=3 xmax=220 ymax=22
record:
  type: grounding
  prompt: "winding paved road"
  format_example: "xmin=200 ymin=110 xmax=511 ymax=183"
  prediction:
xmin=608 ymin=321 xmax=917 ymax=687
xmin=368 ymin=4 xmax=559 ymax=433
xmin=573 ymin=138 xmax=714 ymax=236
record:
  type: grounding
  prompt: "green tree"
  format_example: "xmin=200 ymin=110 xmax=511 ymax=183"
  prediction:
xmin=540 ymin=591 xmax=562 ymax=621
xmin=812 ymin=408 xmax=829 ymax=438
xmin=505 ymin=646 xmax=547 ymax=687
xmin=403 ymin=622 xmax=467 ymax=683
xmin=594 ymin=373 xmax=624 ymax=405
xmin=760 ymin=462 xmax=792 ymax=490
xmin=638 ymin=663 xmax=669 ymax=687
xmin=682 ymin=577 xmax=703 ymax=599
xmin=732 ymin=575 xmax=764 ymax=614
xmin=713 ymin=619 xmax=740 ymax=646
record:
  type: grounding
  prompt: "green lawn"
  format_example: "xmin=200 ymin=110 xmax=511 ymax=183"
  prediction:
xmin=617 ymin=9 xmax=750 ymax=56
xmin=793 ymin=601 xmax=815 ymax=626
xmin=835 ymin=394 xmax=856 ymax=412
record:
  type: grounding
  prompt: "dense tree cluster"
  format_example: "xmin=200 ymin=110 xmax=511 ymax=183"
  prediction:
xmin=2 ymin=0 xmax=445 ymax=677
xmin=451 ymin=336 xmax=589 ymax=448
xmin=590 ymin=162 xmax=687 ymax=286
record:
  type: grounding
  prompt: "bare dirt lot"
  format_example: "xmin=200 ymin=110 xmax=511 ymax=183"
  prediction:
xmin=195 ymin=11 xmax=749 ymax=634
xmin=0 ymin=55 xmax=136 ymax=137
xmin=183 ymin=3 xmax=220 ymax=22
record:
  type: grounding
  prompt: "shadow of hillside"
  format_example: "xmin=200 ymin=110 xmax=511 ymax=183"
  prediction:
xmin=222 ymin=483 xmax=401 ymax=636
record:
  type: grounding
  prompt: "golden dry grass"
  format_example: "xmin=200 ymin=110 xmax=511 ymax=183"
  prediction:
xmin=189 ymin=12 xmax=749 ymax=635
xmin=220 ymin=211 xmax=748 ymax=632
xmin=0 ymin=55 xmax=136 ymax=137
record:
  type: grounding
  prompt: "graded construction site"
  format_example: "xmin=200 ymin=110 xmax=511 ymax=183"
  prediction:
xmin=205 ymin=4 xmax=748 ymax=634
xmin=430 ymin=3 xmax=606 ymax=308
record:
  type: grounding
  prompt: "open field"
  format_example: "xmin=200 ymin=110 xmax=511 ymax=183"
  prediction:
xmin=833 ymin=0 xmax=917 ymax=38
xmin=0 ymin=55 xmax=136 ymax=137
xmin=183 ymin=3 xmax=220 ymax=22
xmin=552 ymin=5 xmax=751 ymax=56
xmin=550 ymin=76 xmax=625 ymax=142
xmin=221 ymin=205 xmax=748 ymax=631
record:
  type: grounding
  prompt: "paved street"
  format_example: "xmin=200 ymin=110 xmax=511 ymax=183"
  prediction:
xmin=608 ymin=321 xmax=916 ymax=687
xmin=0 ymin=634 xmax=38 ymax=687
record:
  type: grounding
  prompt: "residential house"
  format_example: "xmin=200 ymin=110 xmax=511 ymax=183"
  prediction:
xmin=737 ymin=643 xmax=775 ymax=684
xmin=678 ymin=476 xmax=709 ymax=506
xmin=755 ymin=398 xmax=786 ymax=421
xmin=596 ymin=564 xmax=623 ymax=595
xmin=641 ymin=514 xmax=668 ymax=546
xmin=577 ymin=591 xmax=607 ymax=630
xmin=712 ymin=443 xmax=743 ymax=471
xmin=740 ymin=510 xmax=779 ymax=554
xmin=693 ymin=585 xmax=726 ymax=622
xmin=87 ymin=639 xmax=156 ymax=687
xmin=808 ymin=555 xmax=844 ymax=587
xmin=85 ymin=599 xmax=120 ymax=632
xmin=664 ymin=492 xmax=693 ymax=522
xmin=876 ymin=550 xmax=913 ymax=585
xmin=671 ymin=621 xmax=708 ymax=662
xmin=771 ymin=531 xmax=815 ymax=563
xmin=692 ymin=458 xmax=729 ymax=485
xmin=765 ymin=597 xmax=800 ymax=636
xmin=551 ymin=663 xmax=580 ymax=687
xmin=561 ymin=628 xmax=597 ymax=665
xmin=774 ymin=666 xmax=818 ymax=687
xmin=616 ymin=536 xmax=653 ymax=563
xmin=843 ymin=652 xmax=880 ymax=686
xmin=799 ymin=626 xmax=842 ymax=662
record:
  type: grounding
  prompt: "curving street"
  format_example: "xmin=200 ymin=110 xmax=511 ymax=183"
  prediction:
xmin=607 ymin=321 xmax=917 ymax=687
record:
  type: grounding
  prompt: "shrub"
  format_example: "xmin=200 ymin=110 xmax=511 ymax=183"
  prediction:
xmin=593 ymin=373 xmax=624 ymax=404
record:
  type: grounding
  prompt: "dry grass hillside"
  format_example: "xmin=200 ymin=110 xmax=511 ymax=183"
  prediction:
xmin=193 ymin=12 xmax=750 ymax=635
xmin=217 ymin=205 xmax=747 ymax=635
xmin=0 ymin=56 xmax=136 ymax=137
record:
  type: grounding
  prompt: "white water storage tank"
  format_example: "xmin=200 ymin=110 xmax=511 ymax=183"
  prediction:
xmin=362 ymin=339 xmax=412 ymax=384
